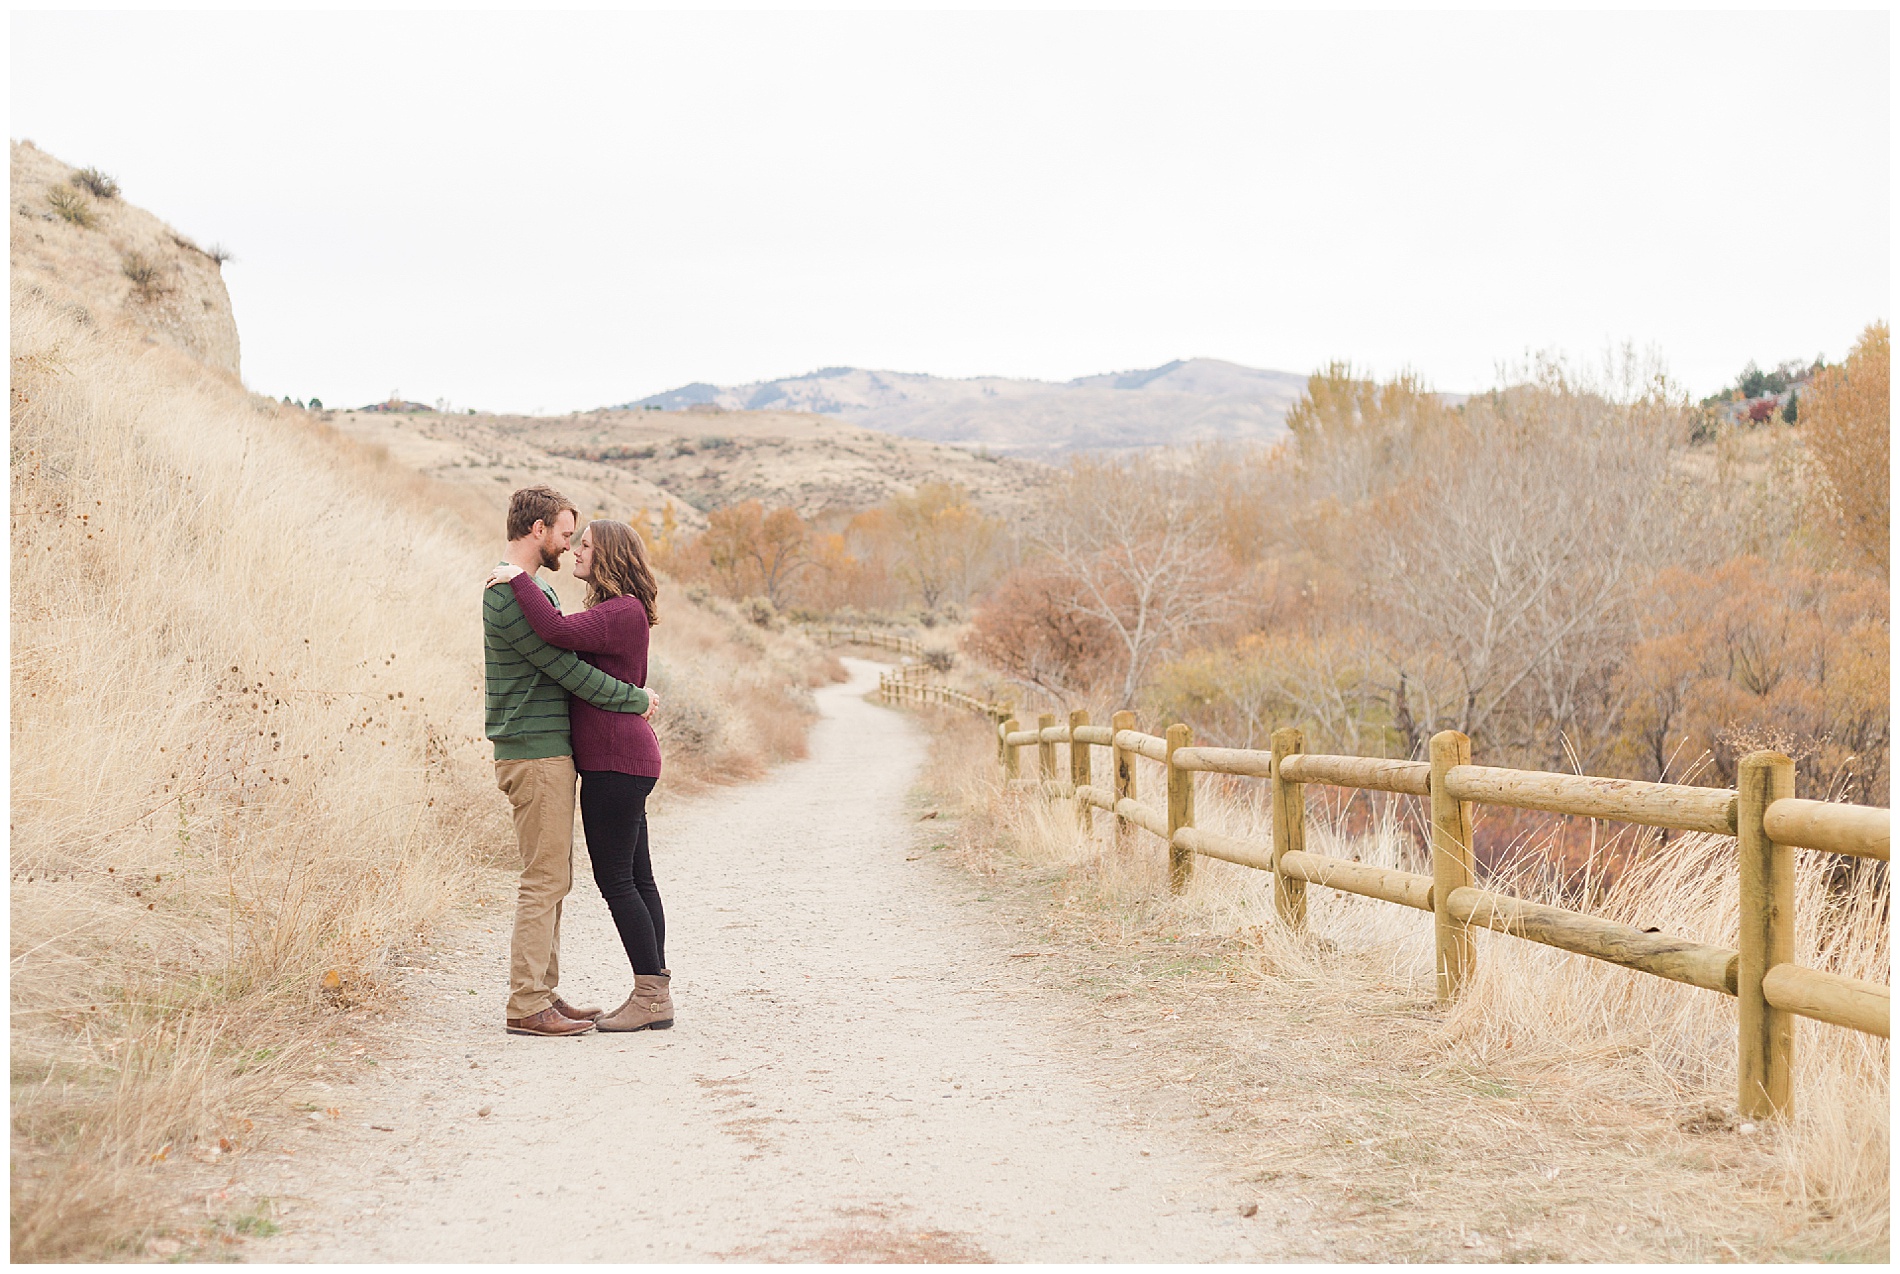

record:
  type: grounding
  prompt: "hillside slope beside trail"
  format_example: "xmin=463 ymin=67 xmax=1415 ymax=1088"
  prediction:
xmin=256 ymin=659 xmax=1270 ymax=1262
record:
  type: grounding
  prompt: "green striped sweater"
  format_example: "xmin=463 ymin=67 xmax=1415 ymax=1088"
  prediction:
xmin=483 ymin=573 xmax=650 ymax=761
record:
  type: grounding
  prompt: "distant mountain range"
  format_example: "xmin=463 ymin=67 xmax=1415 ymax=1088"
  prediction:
xmin=618 ymin=358 xmax=1311 ymax=457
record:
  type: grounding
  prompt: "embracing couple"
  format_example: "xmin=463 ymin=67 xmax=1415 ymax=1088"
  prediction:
xmin=482 ymin=484 xmax=672 ymax=1038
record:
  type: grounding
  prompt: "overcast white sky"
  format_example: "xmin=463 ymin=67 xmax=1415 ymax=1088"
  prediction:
xmin=10 ymin=10 xmax=1890 ymax=412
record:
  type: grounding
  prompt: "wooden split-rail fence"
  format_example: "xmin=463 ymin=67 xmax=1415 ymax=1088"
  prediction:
xmin=808 ymin=626 xmax=926 ymax=658
xmin=875 ymin=676 xmax=1891 ymax=1121
xmin=876 ymin=665 xmax=1010 ymax=722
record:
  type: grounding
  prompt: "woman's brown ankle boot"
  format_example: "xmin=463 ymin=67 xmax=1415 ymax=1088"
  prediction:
xmin=597 ymin=972 xmax=673 ymax=1031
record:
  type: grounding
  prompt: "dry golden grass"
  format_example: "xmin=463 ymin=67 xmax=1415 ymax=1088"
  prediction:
xmin=11 ymin=283 xmax=494 ymax=1259
xmin=9 ymin=281 xmax=831 ymax=1260
xmin=912 ymin=707 xmax=1888 ymax=1261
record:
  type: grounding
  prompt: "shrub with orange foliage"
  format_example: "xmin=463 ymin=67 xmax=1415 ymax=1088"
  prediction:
xmin=656 ymin=485 xmax=1004 ymax=617
xmin=1612 ymin=557 xmax=1889 ymax=802
xmin=962 ymin=564 xmax=1117 ymax=700
xmin=795 ymin=513 xmax=906 ymax=614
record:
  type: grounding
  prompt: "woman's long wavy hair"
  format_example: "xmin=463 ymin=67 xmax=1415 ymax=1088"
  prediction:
xmin=582 ymin=519 xmax=660 ymax=626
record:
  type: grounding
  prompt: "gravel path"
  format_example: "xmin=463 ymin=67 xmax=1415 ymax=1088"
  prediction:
xmin=259 ymin=659 xmax=1269 ymax=1262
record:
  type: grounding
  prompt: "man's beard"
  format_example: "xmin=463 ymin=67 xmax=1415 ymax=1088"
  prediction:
xmin=538 ymin=540 xmax=563 ymax=571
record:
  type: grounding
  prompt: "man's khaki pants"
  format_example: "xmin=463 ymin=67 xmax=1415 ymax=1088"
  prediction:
xmin=495 ymin=756 xmax=577 ymax=1020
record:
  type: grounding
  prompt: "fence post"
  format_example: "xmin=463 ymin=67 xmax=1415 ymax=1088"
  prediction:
xmin=1166 ymin=723 xmax=1195 ymax=894
xmin=1738 ymin=750 xmax=1796 ymax=1120
xmin=1069 ymin=709 xmax=1092 ymax=830
xmin=1269 ymin=726 xmax=1307 ymax=930
xmin=1001 ymin=717 xmax=1020 ymax=781
xmin=1037 ymin=713 xmax=1058 ymax=794
xmin=1429 ymin=730 xmax=1476 ymax=1003
xmin=1111 ymin=710 xmax=1137 ymax=848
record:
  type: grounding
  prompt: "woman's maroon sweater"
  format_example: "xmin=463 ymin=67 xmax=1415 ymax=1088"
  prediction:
xmin=507 ymin=575 xmax=663 ymax=778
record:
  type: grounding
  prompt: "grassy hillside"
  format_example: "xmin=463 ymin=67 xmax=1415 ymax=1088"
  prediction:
xmin=12 ymin=140 xmax=239 ymax=375
xmin=9 ymin=145 xmax=833 ymax=1259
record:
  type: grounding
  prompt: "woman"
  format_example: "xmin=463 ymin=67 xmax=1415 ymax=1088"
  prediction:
xmin=485 ymin=520 xmax=672 ymax=1032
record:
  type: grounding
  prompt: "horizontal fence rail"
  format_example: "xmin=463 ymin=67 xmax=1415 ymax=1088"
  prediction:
xmin=872 ymin=671 xmax=1891 ymax=1122
xmin=1444 ymin=765 xmax=1739 ymax=837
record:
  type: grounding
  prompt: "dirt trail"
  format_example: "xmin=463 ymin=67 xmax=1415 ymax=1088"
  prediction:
xmin=258 ymin=659 xmax=1269 ymax=1262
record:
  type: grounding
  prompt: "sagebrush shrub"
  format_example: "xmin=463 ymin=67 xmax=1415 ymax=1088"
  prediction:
xmin=45 ymin=186 xmax=94 ymax=227
xmin=119 ymin=250 xmax=165 ymax=300
xmin=72 ymin=166 xmax=119 ymax=199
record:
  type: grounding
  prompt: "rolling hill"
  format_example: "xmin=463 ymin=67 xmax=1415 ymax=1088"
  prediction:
xmin=620 ymin=358 xmax=1310 ymax=457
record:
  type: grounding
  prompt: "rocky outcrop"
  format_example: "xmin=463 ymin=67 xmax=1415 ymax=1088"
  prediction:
xmin=10 ymin=140 xmax=240 ymax=377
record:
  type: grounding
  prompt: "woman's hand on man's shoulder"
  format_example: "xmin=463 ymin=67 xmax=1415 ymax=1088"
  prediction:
xmin=484 ymin=563 xmax=525 ymax=589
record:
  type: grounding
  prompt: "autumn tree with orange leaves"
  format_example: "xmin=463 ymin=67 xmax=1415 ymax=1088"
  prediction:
xmin=698 ymin=500 xmax=813 ymax=607
xmin=1801 ymin=322 xmax=1889 ymax=572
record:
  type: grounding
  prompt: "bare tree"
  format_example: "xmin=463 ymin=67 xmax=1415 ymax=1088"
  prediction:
xmin=1033 ymin=460 xmax=1234 ymax=705
xmin=1363 ymin=371 xmax=1688 ymax=769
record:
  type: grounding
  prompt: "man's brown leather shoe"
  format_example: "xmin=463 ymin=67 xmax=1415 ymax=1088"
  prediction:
xmin=505 ymin=1005 xmax=593 ymax=1037
xmin=553 ymin=997 xmax=602 ymax=1021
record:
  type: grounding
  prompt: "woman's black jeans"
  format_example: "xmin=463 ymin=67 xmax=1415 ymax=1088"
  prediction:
xmin=578 ymin=771 xmax=666 ymax=976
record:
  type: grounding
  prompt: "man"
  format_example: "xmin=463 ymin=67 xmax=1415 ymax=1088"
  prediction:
xmin=485 ymin=484 xmax=656 ymax=1038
